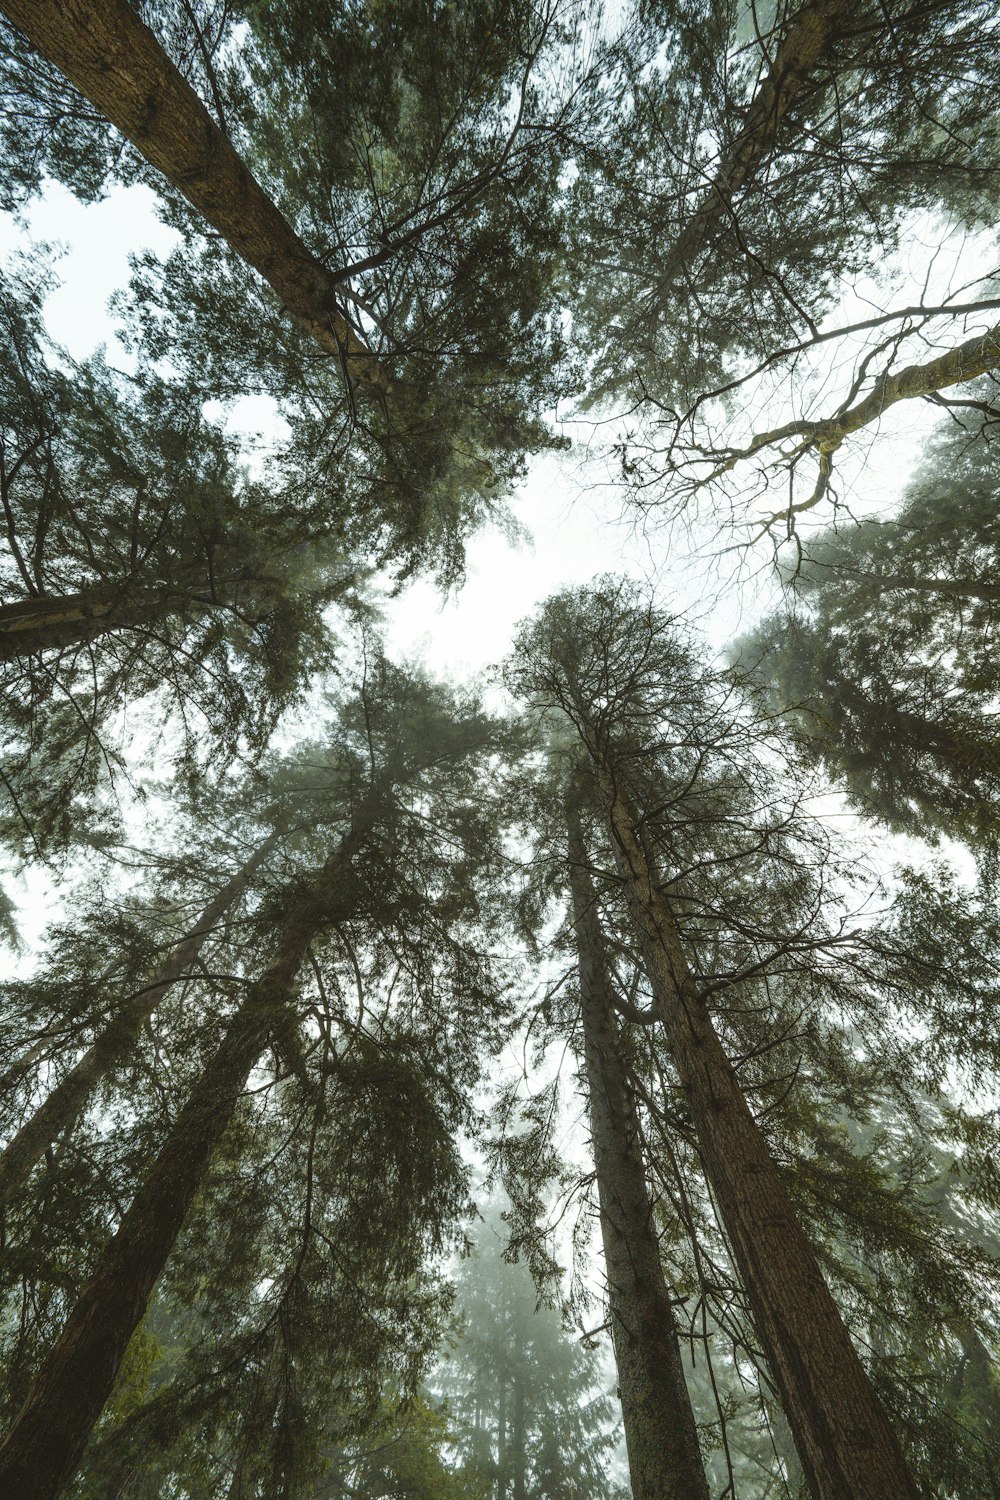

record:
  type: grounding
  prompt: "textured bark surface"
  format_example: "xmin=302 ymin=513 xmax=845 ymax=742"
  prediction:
xmin=0 ymin=587 xmax=171 ymax=660
xmin=0 ymin=828 xmax=283 ymax=1208
xmin=590 ymin=751 xmax=921 ymax=1500
xmin=0 ymin=832 xmax=358 ymax=1500
xmin=676 ymin=0 xmax=852 ymax=261
xmin=568 ymin=811 xmax=709 ymax=1500
xmin=0 ymin=0 xmax=387 ymax=391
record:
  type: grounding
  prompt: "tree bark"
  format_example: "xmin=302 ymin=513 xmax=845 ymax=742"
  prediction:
xmin=0 ymin=587 xmax=173 ymax=660
xmin=586 ymin=744 xmax=921 ymax=1500
xmin=0 ymin=0 xmax=387 ymax=392
xmin=0 ymin=828 xmax=284 ymax=1209
xmin=675 ymin=0 xmax=853 ymax=265
xmin=831 ymin=571 xmax=1000 ymax=605
xmin=567 ymin=807 xmax=709 ymax=1500
xmin=0 ymin=828 xmax=359 ymax=1500
xmin=728 ymin=321 xmax=1000 ymax=471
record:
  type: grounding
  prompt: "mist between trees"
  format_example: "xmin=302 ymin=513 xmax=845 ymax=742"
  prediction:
xmin=1 ymin=2 xmax=999 ymax=1497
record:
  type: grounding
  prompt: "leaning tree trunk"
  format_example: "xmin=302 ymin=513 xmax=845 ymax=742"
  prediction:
xmin=587 ymin=747 xmax=921 ymax=1500
xmin=0 ymin=587 xmax=171 ymax=660
xmin=674 ymin=0 xmax=853 ymax=265
xmin=0 ymin=0 xmax=386 ymax=391
xmin=567 ymin=807 xmax=709 ymax=1500
xmin=0 ymin=827 xmax=284 ymax=1208
xmin=0 ymin=829 xmax=359 ymax=1500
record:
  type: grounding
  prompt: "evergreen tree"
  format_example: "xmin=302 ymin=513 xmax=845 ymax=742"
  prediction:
xmin=570 ymin=0 xmax=1000 ymax=536
xmin=736 ymin=412 xmax=1000 ymax=849
xmin=506 ymin=578 xmax=925 ymax=1500
xmin=0 ymin=652 xmax=516 ymax=1499
xmin=437 ymin=1195 xmax=622 ymax=1500
xmin=0 ymin=0 xmax=584 ymax=585
xmin=0 ymin=273 xmax=359 ymax=855
xmin=566 ymin=790 xmax=709 ymax=1500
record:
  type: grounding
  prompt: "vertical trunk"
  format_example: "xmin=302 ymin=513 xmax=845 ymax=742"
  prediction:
xmin=0 ymin=0 xmax=386 ymax=390
xmin=510 ymin=1374 xmax=527 ymax=1500
xmin=496 ymin=1373 xmax=508 ymax=1500
xmin=589 ymin=750 xmax=920 ymax=1500
xmin=567 ymin=808 xmax=709 ymax=1500
xmin=0 ymin=828 xmax=284 ymax=1208
xmin=0 ymin=832 xmax=357 ymax=1500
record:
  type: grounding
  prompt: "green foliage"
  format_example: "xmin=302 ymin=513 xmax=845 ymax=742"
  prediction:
xmin=505 ymin=577 xmax=1000 ymax=1497
xmin=571 ymin=0 xmax=1000 ymax=408
xmin=0 ymin=270 xmax=362 ymax=857
xmin=737 ymin=414 xmax=1000 ymax=850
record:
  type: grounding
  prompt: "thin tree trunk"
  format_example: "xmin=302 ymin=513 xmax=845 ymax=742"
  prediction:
xmin=0 ymin=829 xmax=359 ymax=1500
xmin=510 ymin=1374 xmax=526 ymax=1500
xmin=567 ymin=807 xmax=709 ymax=1500
xmin=0 ymin=0 xmax=387 ymax=392
xmin=587 ymin=746 xmax=920 ymax=1500
xmin=0 ymin=828 xmax=284 ymax=1208
xmin=497 ymin=1373 xmax=508 ymax=1500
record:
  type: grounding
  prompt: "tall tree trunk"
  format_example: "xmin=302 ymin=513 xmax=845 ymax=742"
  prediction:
xmin=496 ymin=1373 xmax=508 ymax=1500
xmin=0 ymin=829 xmax=359 ymax=1500
xmin=0 ymin=585 xmax=200 ymax=660
xmin=586 ymin=745 xmax=921 ymax=1500
xmin=674 ymin=0 xmax=853 ymax=265
xmin=0 ymin=0 xmax=387 ymax=391
xmin=567 ymin=807 xmax=709 ymax=1500
xmin=510 ymin=1373 xmax=526 ymax=1500
xmin=0 ymin=828 xmax=284 ymax=1208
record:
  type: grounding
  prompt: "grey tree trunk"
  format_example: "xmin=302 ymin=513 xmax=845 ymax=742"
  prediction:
xmin=0 ymin=827 xmax=360 ymax=1500
xmin=0 ymin=827 xmax=284 ymax=1209
xmin=567 ymin=807 xmax=709 ymax=1500
xmin=588 ymin=747 xmax=921 ymax=1500
xmin=0 ymin=0 xmax=386 ymax=390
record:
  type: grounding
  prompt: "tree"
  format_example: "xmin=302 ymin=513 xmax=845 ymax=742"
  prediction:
xmin=0 ymin=653 xmax=515 ymax=1498
xmin=0 ymin=0 xmax=584 ymax=586
xmin=735 ymin=412 xmax=1000 ymax=849
xmin=565 ymin=791 xmax=709 ymax=1500
xmin=507 ymin=579 xmax=922 ymax=1500
xmin=0 ymin=825 xmax=284 ymax=1208
xmin=0 ymin=274 xmax=359 ymax=855
xmin=437 ymin=1195 xmax=622 ymax=1500
xmin=569 ymin=0 xmax=1000 ymax=539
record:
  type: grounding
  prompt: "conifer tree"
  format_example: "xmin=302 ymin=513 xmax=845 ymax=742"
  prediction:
xmin=0 ymin=653 xmax=515 ymax=1499
xmin=0 ymin=0 xmax=583 ymax=587
xmin=437 ymin=1195 xmax=622 ymax=1500
xmin=0 ymin=275 xmax=359 ymax=854
xmin=737 ymin=412 xmax=1000 ymax=848
xmin=507 ymin=579 xmax=923 ymax=1500
xmin=565 ymin=793 xmax=709 ymax=1500
xmin=571 ymin=0 xmax=1000 ymax=534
